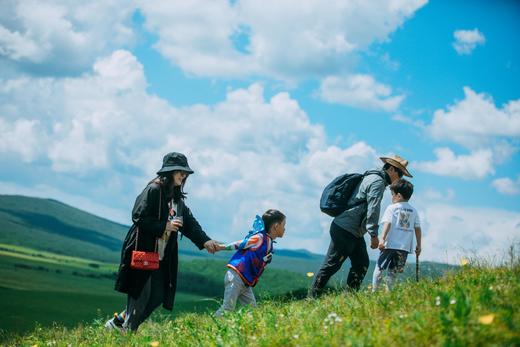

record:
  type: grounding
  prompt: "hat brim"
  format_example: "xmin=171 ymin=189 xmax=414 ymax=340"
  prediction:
xmin=157 ymin=165 xmax=194 ymax=175
xmin=380 ymin=157 xmax=413 ymax=177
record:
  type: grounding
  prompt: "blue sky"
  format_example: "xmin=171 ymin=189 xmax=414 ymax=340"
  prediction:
xmin=0 ymin=0 xmax=519 ymax=263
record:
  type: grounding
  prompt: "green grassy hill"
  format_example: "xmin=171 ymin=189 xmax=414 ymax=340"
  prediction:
xmin=0 ymin=244 xmax=312 ymax=335
xmin=0 ymin=194 xmax=455 ymax=338
xmin=0 ymin=194 xmax=452 ymax=276
xmin=0 ymin=195 xmax=127 ymax=262
xmin=3 ymin=262 xmax=518 ymax=346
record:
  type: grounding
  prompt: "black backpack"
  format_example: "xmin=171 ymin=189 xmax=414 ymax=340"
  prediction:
xmin=319 ymin=170 xmax=383 ymax=217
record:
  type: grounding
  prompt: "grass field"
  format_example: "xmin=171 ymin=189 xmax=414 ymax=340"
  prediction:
xmin=0 ymin=243 xmax=312 ymax=336
xmin=2 ymin=258 xmax=518 ymax=346
xmin=0 ymin=245 xmax=220 ymax=335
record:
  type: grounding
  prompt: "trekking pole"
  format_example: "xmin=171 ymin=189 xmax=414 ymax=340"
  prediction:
xmin=415 ymin=254 xmax=419 ymax=282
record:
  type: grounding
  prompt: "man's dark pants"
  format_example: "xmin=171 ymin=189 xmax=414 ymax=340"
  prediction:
xmin=310 ymin=222 xmax=369 ymax=297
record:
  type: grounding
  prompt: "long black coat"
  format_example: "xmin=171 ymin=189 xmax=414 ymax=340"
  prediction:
xmin=114 ymin=180 xmax=211 ymax=310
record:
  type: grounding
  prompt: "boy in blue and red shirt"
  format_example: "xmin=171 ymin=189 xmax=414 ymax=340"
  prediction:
xmin=215 ymin=209 xmax=286 ymax=316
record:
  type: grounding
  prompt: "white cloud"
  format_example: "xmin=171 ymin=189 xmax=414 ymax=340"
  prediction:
xmin=417 ymin=203 xmax=520 ymax=264
xmin=420 ymin=87 xmax=520 ymax=180
xmin=421 ymin=187 xmax=456 ymax=201
xmin=428 ymin=87 xmax=520 ymax=149
xmin=414 ymin=147 xmax=494 ymax=180
xmin=453 ymin=28 xmax=485 ymax=55
xmin=0 ymin=49 xmax=381 ymax=254
xmin=0 ymin=118 xmax=41 ymax=161
xmin=492 ymin=176 xmax=520 ymax=195
xmin=318 ymin=74 xmax=405 ymax=112
xmin=1 ymin=49 xmax=516 ymax=264
xmin=0 ymin=0 xmax=135 ymax=75
xmin=137 ymin=0 xmax=427 ymax=80
xmin=392 ymin=113 xmax=425 ymax=128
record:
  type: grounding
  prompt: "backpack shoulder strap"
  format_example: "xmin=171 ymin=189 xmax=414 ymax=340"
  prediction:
xmin=363 ymin=170 xmax=385 ymax=180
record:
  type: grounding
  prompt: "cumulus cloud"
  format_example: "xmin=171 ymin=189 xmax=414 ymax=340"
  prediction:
xmin=422 ymin=187 xmax=456 ymax=201
xmin=0 ymin=49 xmax=381 ymax=253
xmin=417 ymin=203 xmax=520 ymax=264
xmin=414 ymin=147 xmax=494 ymax=180
xmin=137 ymin=0 xmax=427 ymax=80
xmin=453 ymin=28 xmax=485 ymax=55
xmin=318 ymin=74 xmax=405 ymax=112
xmin=492 ymin=176 xmax=520 ymax=195
xmin=428 ymin=87 xmax=520 ymax=149
xmin=0 ymin=0 xmax=135 ymax=75
xmin=418 ymin=87 xmax=520 ymax=179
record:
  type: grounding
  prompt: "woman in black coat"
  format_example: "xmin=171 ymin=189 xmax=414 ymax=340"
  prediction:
xmin=105 ymin=152 xmax=221 ymax=332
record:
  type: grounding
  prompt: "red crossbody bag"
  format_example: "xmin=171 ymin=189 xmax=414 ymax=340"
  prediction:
xmin=130 ymin=186 xmax=162 ymax=271
xmin=130 ymin=229 xmax=159 ymax=270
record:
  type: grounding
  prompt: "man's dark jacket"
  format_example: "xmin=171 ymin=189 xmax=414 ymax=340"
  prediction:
xmin=114 ymin=180 xmax=210 ymax=310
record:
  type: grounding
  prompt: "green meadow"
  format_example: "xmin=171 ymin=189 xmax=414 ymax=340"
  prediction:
xmin=0 ymin=195 xmax=460 ymax=344
xmin=0 ymin=243 xmax=312 ymax=336
xmin=2 ymin=259 xmax=519 ymax=346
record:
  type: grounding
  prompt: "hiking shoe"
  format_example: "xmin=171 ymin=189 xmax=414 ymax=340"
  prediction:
xmin=104 ymin=313 xmax=125 ymax=333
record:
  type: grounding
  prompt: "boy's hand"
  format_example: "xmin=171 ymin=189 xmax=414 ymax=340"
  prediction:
xmin=378 ymin=242 xmax=385 ymax=250
xmin=415 ymin=246 xmax=421 ymax=256
xmin=263 ymin=253 xmax=272 ymax=263
xmin=370 ymin=236 xmax=379 ymax=249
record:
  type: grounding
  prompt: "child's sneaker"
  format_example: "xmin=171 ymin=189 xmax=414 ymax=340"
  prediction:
xmin=104 ymin=312 xmax=125 ymax=333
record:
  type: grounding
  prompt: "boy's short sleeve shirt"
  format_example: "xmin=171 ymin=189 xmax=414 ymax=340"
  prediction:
xmin=381 ymin=202 xmax=420 ymax=253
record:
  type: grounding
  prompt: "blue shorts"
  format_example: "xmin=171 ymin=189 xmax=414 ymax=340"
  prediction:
xmin=377 ymin=249 xmax=408 ymax=272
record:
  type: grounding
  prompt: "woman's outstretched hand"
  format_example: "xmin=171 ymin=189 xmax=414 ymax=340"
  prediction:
xmin=203 ymin=240 xmax=221 ymax=254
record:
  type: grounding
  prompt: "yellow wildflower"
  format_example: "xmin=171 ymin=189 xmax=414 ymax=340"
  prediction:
xmin=150 ymin=341 xmax=160 ymax=347
xmin=306 ymin=272 xmax=314 ymax=277
xmin=479 ymin=314 xmax=495 ymax=325
xmin=460 ymin=258 xmax=470 ymax=266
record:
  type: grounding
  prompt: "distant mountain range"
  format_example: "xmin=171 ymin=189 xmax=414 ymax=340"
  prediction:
xmin=0 ymin=194 xmax=326 ymax=273
xmin=0 ymin=194 xmax=453 ymax=277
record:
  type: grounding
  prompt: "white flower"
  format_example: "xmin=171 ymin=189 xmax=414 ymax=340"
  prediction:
xmin=293 ymin=335 xmax=299 ymax=339
xmin=435 ymin=296 xmax=441 ymax=306
xmin=450 ymin=299 xmax=456 ymax=305
xmin=324 ymin=312 xmax=342 ymax=325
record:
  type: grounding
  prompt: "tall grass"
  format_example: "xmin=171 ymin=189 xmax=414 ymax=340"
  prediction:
xmin=3 ymin=259 xmax=519 ymax=347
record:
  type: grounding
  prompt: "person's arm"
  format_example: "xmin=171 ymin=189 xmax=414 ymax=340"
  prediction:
xmin=378 ymin=222 xmax=391 ymax=250
xmin=415 ymin=226 xmax=422 ymax=256
xmin=220 ymin=234 xmax=264 ymax=251
xmin=365 ymin=179 xmax=386 ymax=248
xmin=180 ymin=204 xmax=212 ymax=250
xmin=132 ymin=184 xmax=167 ymax=238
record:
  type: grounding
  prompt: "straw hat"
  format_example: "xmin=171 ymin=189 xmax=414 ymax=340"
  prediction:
xmin=379 ymin=155 xmax=412 ymax=177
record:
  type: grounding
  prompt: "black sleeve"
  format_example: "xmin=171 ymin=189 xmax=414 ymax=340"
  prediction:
xmin=180 ymin=204 xmax=211 ymax=250
xmin=131 ymin=184 xmax=167 ymax=238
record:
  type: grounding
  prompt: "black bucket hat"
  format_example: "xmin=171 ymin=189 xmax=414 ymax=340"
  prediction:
xmin=157 ymin=152 xmax=194 ymax=175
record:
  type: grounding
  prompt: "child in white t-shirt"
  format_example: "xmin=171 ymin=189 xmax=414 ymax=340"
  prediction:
xmin=372 ymin=179 xmax=422 ymax=291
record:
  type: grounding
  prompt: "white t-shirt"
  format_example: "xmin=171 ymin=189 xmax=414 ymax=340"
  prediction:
xmin=381 ymin=201 xmax=421 ymax=253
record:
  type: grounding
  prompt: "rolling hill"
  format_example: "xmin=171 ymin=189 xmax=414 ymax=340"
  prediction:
xmin=0 ymin=194 xmax=450 ymax=277
xmin=0 ymin=194 xmax=454 ymax=335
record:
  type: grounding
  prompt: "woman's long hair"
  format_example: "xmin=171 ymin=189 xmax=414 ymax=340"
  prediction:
xmin=149 ymin=172 xmax=187 ymax=202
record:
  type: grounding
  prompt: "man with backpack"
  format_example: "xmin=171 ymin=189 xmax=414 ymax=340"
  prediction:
xmin=309 ymin=155 xmax=412 ymax=298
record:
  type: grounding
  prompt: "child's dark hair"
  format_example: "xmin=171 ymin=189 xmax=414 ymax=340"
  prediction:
xmin=262 ymin=209 xmax=286 ymax=233
xmin=390 ymin=179 xmax=414 ymax=200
